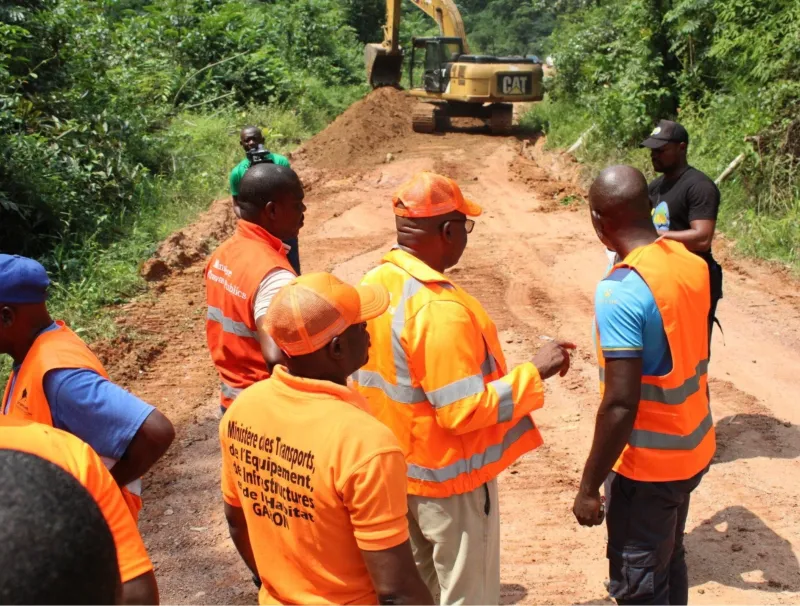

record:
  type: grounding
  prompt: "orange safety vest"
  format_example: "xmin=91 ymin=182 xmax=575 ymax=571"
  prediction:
xmin=2 ymin=321 xmax=144 ymax=518
xmin=353 ymin=249 xmax=544 ymax=498
xmin=205 ymin=220 xmax=295 ymax=409
xmin=598 ymin=238 xmax=715 ymax=482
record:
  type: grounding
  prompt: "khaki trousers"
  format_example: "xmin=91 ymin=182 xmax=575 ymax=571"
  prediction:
xmin=407 ymin=479 xmax=500 ymax=605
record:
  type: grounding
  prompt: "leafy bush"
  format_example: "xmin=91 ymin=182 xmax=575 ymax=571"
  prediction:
xmin=529 ymin=0 xmax=800 ymax=269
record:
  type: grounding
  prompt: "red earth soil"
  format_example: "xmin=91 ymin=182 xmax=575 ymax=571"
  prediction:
xmin=93 ymin=89 xmax=800 ymax=605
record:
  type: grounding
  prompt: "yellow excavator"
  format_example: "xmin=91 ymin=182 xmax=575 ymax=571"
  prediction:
xmin=365 ymin=0 xmax=544 ymax=134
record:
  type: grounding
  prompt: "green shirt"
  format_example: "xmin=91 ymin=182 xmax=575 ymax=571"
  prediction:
xmin=229 ymin=153 xmax=291 ymax=197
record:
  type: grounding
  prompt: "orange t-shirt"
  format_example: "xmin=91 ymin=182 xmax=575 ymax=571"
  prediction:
xmin=219 ymin=365 xmax=409 ymax=605
xmin=0 ymin=417 xmax=153 ymax=584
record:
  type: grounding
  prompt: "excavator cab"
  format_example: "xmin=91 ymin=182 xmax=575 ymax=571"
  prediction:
xmin=411 ymin=37 xmax=463 ymax=93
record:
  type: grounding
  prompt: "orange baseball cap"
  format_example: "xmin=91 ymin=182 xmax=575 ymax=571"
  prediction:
xmin=266 ymin=273 xmax=390 ymax=357
xmin=392 ymin=172 xmax=482 ymax=218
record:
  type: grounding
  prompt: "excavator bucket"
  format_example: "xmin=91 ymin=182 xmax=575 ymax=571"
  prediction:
xmin=365 ymin=43 xmax=403 ymax=89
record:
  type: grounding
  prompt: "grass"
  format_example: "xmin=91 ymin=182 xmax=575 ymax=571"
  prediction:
xmin=522 ymin=95 xmax=800 ymax=271
xmin=0 ymin=85 xmax=366 ymax=382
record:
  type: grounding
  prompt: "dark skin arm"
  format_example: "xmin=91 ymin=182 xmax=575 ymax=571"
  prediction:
xmin=256 ymin=317 xmax=287 ymax=374
xmin=224 ymin=503 xmax=259 ymax=577
xmin=121 ymin=571 xmax=159 ymax=605
xmin=361 ymin=541 xmax=434 ymax=605
xmin=661 ymin=218 xmax=716 ymax=252
xmin=573 ymin=357 xmax=642 ymax=526
xmin=111 ymin=409 xmax=175 ymax=487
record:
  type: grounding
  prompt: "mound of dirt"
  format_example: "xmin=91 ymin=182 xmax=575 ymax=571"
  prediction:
xmin=141 ymin=198 xmax=235 ymax=281
xmin=292 ymin=87 xmax=416 ymax=171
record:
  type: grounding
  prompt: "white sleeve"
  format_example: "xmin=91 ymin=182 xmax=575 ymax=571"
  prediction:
xmin=253 ymin=268 xmax=296 ymax=321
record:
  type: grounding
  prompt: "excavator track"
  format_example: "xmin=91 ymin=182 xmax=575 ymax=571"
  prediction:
xmin=489 ymin=104 xmax=513 ymax=135
xmin=412 ymin=103 xmax=437 ymax=133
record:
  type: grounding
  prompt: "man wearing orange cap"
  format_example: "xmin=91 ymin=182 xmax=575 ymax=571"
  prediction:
xmin=352 ymin=172 xmax=576 ymax=604
xmin=219 ymin=272 xmax=433 ymax=605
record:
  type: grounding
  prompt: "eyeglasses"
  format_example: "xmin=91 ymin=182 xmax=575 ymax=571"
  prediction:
xmin=444 ymin=219 xmax=475 ymax=233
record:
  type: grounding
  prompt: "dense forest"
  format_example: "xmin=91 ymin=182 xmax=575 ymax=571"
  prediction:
xmin=1 ymin=0 xmax=798 ymax=336
xmin=530 ymin=0 xmax=799 ymax=267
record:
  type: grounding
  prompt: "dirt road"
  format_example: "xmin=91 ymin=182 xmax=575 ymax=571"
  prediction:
xmin=102 ymin=89 xmax=800 ymax=604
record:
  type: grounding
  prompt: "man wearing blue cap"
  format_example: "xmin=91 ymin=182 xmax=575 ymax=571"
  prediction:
xmin=0 ymin=254 xmax=175 ymax=520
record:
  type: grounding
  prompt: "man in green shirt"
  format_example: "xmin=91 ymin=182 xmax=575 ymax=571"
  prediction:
xmin=230 ymin=126 xmax=299 ymax=273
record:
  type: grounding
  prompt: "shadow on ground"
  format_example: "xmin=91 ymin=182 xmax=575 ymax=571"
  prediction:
xmin=687 ymin=505 xmax=800 ymax=592
xmin=713 ymin=413 xmax=800 ymax=464
xmin=500 ymin=583 xmax=529 ymax=605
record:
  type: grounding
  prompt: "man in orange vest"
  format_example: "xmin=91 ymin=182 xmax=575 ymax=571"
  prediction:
xmin=352 ymin=172 xmax=575 ymax=604
xmin=573 ymin=166 xmax=714 ymax=605
xmin=220 ymin=273 xmax=433 ymax=605
xmin=205 ymin=163 xmax=305 ymax=413
xmin=0 ymin=417 xmax=159 ymax=604
xmin=0 ymin=254 xmax=175 ymax=521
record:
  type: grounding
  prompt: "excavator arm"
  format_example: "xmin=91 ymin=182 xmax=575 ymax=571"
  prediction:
xmin=408 ymin=0 xmax=470 ymax=53
xmin=365 ymin=0 xmax=403 ymax=88
xmin=366 ymin=0 xmax=470 ymax=88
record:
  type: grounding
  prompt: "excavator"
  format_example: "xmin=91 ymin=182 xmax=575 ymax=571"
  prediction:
xmin=365 ymin=0 xmax=544 ymax=134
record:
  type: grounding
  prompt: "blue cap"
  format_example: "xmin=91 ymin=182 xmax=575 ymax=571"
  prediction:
xmin=0 ymin=255 xmax=50 ymax=304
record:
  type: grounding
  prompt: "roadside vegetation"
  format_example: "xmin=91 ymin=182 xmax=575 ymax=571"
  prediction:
xmin=2 ymin=0 xmax=797 ymax=374
xmin=522 ymin=0 xmax=800 ymax=270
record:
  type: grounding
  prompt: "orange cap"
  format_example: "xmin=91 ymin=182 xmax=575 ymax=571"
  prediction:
xmin=266 ymin=273 xmax=390 ymax=357
xmin=392 ymin=172 xmax=482 ymax=218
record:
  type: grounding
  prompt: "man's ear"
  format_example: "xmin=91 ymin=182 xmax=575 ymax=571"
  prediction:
xmin=440 ymin=221 xmax=454 ymax=244
xmin=0 ymin=306 xmax=14 ymax=327
xmin=263 ymin=200 xmax=277 ymax=221
xmin=328 ymin=336 xmax=344 ymax=360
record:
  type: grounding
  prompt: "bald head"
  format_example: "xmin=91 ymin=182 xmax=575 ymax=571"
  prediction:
xmin=239 ymin=164 xmax=301 ymax=209
xmin=589 ymin=165 xmax=651 ymax=220
xmin=589 ymin=165 xmax=657 ymax=254
xmin=238 ymin=164 xmax=305 ymax=240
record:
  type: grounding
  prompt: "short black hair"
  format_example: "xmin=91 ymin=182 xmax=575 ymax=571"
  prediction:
xmin=240 ymin=125 xmax=262 ymax=138
xmin=0 ymin=450 xmax=120 ymax=605
xmin=238 ymin=164 xmax=303 ymax=220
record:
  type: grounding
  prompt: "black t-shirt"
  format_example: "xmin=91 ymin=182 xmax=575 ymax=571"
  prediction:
xmin=648 ymin=167 xmax=720 ymax=251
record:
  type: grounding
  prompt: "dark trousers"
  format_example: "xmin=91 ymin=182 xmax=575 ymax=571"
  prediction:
xmin=706 ymin=256 xmax=723 ymax=357
xmin=605 ymin=468 xmax=706 ymax=605
xmin=283 ymin=236 xmax=301 ymax=275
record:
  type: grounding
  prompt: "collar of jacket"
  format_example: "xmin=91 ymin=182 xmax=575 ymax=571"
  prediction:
xmin=270 ymin=365 xmax=371 ymax=412
xmin=382 ymin=248 xmax=452 ymax=285
xmin=236 ymin=220 xmax=285 ymax=255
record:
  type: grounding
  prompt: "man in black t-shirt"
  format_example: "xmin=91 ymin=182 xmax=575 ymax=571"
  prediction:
xmin=641 ymin=119 xmax=723 ymax=351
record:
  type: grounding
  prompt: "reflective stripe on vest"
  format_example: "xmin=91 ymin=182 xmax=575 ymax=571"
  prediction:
xmin=599 ymin=359 xmax=709 ymax=406
xmin=354 ymin=276 xmax=503 ymax=409
xmin=207 ymin=306 xmax=258 ymax=340
xmin=407 ymin=415 xmax=535 ymax=482
xmin=629 ymin=407 xmax=714 ymax=450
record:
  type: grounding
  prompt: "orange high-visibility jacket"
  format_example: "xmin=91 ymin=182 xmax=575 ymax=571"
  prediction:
xmin=598 ymin=238 xmax=715 ymax=482
xmin=2 ymin=321 xmax=144 ymax=517
xmin=352 ymin=249 xmax=545 ymax=498
xmin=205 ymin=220 xmax=295 ymax=409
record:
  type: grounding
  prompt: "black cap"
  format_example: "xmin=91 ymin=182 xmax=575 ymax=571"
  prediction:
xmin=640 ymin=120 xmax=689 ymax=149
